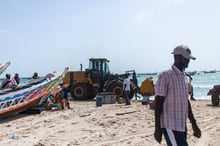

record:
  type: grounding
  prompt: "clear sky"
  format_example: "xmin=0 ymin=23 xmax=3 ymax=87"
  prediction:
xmin=1 ymin=0 xmax=220 ymax=77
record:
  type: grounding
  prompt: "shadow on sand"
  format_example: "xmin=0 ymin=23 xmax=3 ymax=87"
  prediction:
xmin=0 ymin=113 xmax=29 ymax=124
xmin=206 ymin=104 xmax=220 ymax=108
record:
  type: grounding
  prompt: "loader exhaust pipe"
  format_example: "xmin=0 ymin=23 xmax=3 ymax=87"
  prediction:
xmin=80 ymin=64 xmax=82 ymax=71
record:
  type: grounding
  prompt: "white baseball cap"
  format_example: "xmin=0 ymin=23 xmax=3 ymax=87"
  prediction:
xmin=172 ymin=45 xmax=196 ymax=60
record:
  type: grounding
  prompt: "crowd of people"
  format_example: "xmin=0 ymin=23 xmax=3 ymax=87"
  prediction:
xmin=0 ymin=72 xmax=40 ymax=90
xmin=1 ymin=44 xmax=200 ymax=145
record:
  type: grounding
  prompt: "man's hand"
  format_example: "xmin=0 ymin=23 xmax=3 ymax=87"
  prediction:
xmin=192 ymin=123 xmax=201 ymax=138
xmin=154 ymin=127 xmax=162 ymax=144
xmin=154 ymin=96 xmax=164 ymax=144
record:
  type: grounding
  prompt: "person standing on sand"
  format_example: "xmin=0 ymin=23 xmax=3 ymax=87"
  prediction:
xmin=123 ymin=74 xmax=131 ymax=105
xmin=55 ymin=84 xmax=71 ymax=109
xmin=61 ymin=84 xmax=71 ymax=109
xmin=154 ymin=45 xmax=201 ymax=146
xmin=186 ymin=72 xmax=196 ymax=101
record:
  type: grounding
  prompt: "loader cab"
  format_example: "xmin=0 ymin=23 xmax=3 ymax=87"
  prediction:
xmin=87 ymin=58 xmax=110 ymax=84
xmin=88 ymin=58 xmax=110 ymax=73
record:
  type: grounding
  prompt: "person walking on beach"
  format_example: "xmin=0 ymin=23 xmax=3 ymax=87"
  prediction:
xmin=123 ymin=74 xmax=131 ymax=105
xmin=154 ymin=45 xmax=201 ymax=146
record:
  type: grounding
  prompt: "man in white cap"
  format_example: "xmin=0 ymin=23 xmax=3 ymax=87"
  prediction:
xmin=154 ymin=45 xmax=201 ymax=146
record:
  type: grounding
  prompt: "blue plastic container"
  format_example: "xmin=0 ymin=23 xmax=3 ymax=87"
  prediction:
xmin=96 ymin=96 xmax=103 ymax=107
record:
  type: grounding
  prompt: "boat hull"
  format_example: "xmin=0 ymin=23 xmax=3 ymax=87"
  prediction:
xmin=0 ymin=73 xmax=62 ymax=117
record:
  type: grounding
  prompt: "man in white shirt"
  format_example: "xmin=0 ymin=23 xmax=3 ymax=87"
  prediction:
xmin=123 ymin=74 xmax=131 ymax=105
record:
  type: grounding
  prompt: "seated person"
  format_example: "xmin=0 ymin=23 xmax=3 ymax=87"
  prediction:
xmin=32 ymin=72 xmax=39 ymax=79
xmin=0 ymin=73 xmax=17 ymax=89
xmin=13 ymin=73 xmax=20 ymax=85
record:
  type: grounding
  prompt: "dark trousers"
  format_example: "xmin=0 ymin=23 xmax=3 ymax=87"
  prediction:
xmin=124 ymin=90 xmax=130 ymax=104
xmin=162 ymin=128 xmax=188 ymax=146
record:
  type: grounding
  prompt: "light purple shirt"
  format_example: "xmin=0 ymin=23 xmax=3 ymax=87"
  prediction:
xmin=123 ymin=78 xmax=130 ymax=91
xmin=155 ymin=65 xmax=189 ymax=132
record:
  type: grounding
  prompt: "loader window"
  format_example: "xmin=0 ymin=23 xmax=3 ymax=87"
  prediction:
xmin=88 ymin=59 xmax=110 ymax=73
xmin=96 ymin=62 xmax=100 ymax=70
xmin=103 ymin=62 xmax=110 ymax=73
xmin=89 ymin=60 xmax=100 ymax=70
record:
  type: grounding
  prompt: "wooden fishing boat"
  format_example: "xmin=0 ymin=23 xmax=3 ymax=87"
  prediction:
xmin=187 ymin=71 xmax=197 ymax=76
xmin=137 ymin=72 xmax=157 ymax=76
xmin=204 ymin=70 xmax=216 ymax=74
xmin=0 ymin=69 xmax=67 ymax=117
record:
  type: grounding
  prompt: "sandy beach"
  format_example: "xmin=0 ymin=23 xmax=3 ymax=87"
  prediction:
xmin=0 ymin=99 xmax=220 ymax=146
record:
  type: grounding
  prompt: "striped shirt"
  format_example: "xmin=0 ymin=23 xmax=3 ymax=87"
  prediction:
xmin=155 ymin=65 xmax=189 ymax=132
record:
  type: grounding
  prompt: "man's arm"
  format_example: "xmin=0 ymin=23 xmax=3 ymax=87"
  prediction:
xmin=154 ymin=95 xmax=165 ymax=143
xmin=188 ymin=100 xmax=201 ymax=138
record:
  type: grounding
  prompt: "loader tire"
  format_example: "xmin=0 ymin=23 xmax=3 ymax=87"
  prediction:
xmin=71 ymin=83 xmax=93 ymax=100
xmin=108 ymin=82 xmax=123 ymax=98
xmin=212 ymin=91 xmax=219 ymax=106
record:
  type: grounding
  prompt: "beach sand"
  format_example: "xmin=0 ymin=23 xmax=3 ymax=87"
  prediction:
xmin=0 ymin=99 xmax=220 ymax=146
